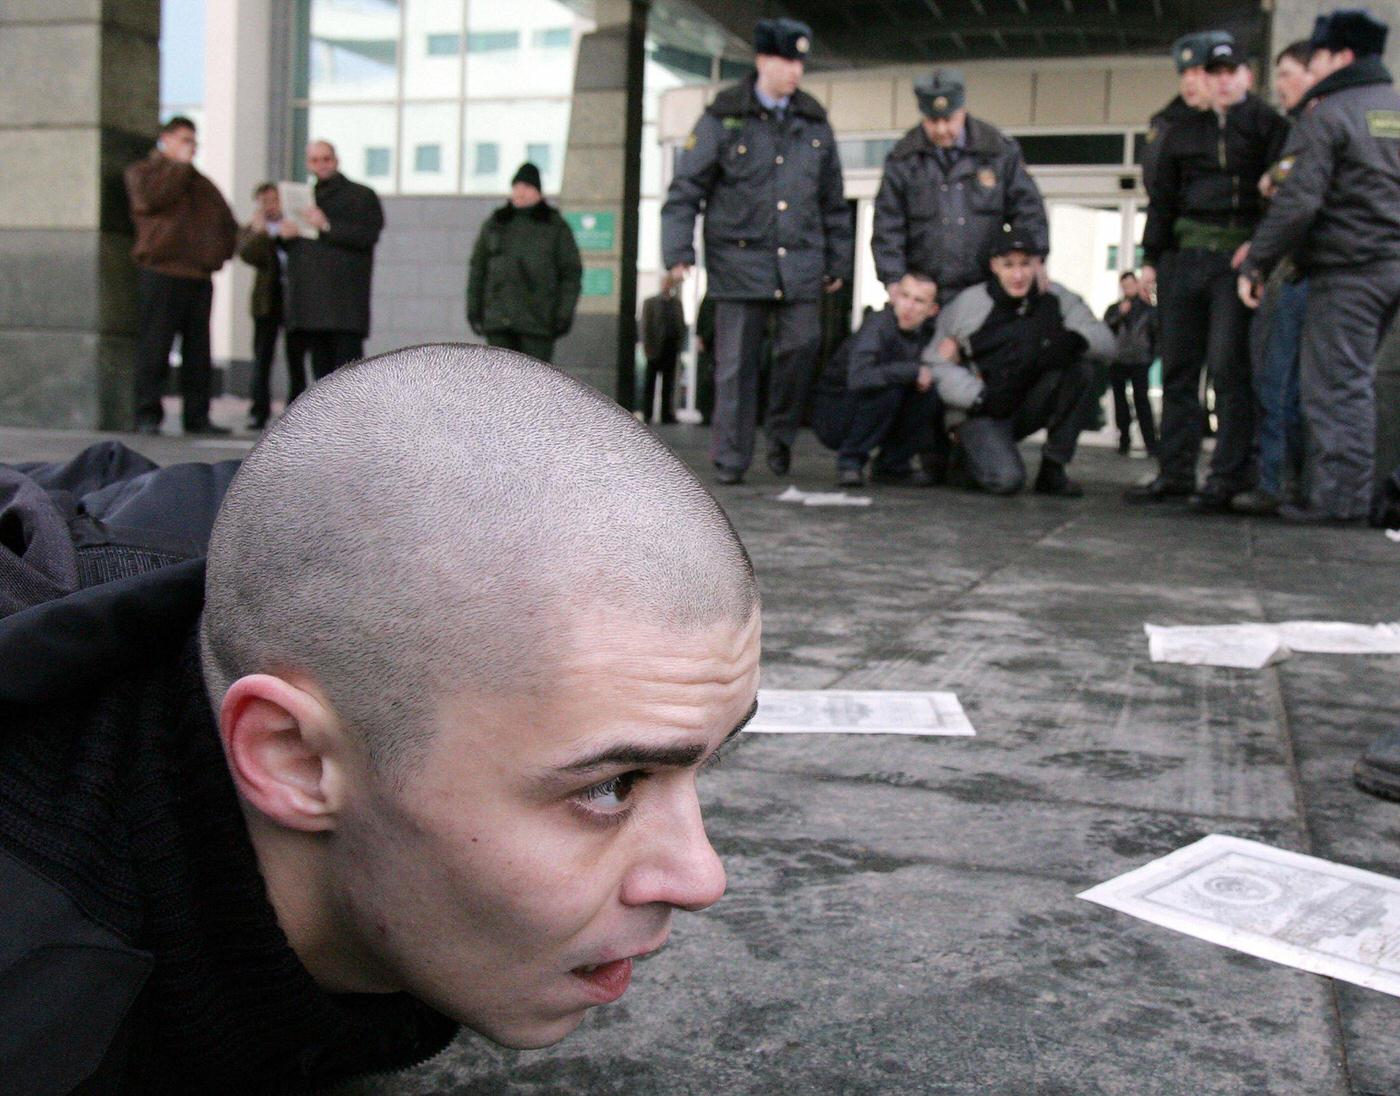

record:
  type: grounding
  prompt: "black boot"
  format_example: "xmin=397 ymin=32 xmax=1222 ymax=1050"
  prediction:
xmin=1034 ymin=458 xmax=1083 ymax=498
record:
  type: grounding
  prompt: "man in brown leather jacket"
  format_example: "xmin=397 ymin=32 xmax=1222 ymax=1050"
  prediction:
xmin=124 ymin=116 xmax=238 ymax=436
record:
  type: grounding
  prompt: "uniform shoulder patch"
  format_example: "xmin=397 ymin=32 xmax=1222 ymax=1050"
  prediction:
xmin=1145 ymin=125 xmax=1160 ymax=145
xmin=1366 ymin=110 xmax=1400 ymax=139
xmin=684 ymin=131 xmax=698 ymax=150
xmin=977 ymin=167 xmax=997 ymax=189
xmin=722 ymin=117 xmax=745 ymax=130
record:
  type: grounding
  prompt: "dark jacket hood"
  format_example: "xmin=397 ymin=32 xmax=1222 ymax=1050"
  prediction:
xmin=1300 ymin=55 xmax=1394 ymax=111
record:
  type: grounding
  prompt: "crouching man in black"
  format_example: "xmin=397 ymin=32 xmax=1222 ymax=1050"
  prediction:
xmin=926 ymin=236 xmax=1114 ymax=496
xmin=811 ymin=271 xmax=942 ymax=487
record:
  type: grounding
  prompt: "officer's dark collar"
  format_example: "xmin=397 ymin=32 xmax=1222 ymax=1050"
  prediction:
xmin=1299 ymin=55 xmax=1393 ymax=111
xmin=710 ymin=75 xmax=826 ymax=122
xmin=893 ymin=115 xmax=1003 ymax=160
xmin=492 ymin=200 xmax=552 ymax=223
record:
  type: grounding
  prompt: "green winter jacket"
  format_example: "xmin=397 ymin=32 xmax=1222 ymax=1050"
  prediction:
xmin=467 ymin=201 xmax=582 ymax=338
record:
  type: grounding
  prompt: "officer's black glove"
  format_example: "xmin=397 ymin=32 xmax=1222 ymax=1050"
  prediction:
xmin=1036 ymin=330 xmax=1088 ymax=375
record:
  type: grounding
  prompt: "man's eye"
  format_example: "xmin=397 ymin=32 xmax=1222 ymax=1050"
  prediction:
xmin=581 ymin=772 xmax=638 ymax=809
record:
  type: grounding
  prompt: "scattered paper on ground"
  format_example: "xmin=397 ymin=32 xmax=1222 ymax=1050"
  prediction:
xmin=1079 ymin=835 xmax=1400 ymax=998
xmin=1275 ymin=621 xmax=1400 ymax=654
xmin=1386 ymin=529 xmax=1400 ymax=543
xmin=775 ymin=485 xmax=872 ymax=508
xmin=1145 ymin=624 xmax=1287 ymax=668
xmin=748 ymin=689 xmax=975 ymax=736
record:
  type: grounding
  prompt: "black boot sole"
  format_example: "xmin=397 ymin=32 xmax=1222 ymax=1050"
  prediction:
xmin=1354 ymin=760 xmax=1400 ymax=802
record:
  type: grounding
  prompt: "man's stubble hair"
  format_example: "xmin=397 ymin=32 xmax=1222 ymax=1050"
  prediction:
xmin=200 ymin=344 xmax=759 ymax=781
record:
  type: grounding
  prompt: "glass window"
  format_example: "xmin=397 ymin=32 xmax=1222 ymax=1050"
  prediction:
xmin=467 ymin=30 xmax=518 ymax=52
xmin=401 ymin=102 xmax=461 ymax=192
xmin=426 ymin=32 xmax=459 ymax=56
xmin=532 ymin=27 xmax=571 ymax=49
xmin=1016 ymin=134 xmax=1126 ymax=166
xmin=526 ymin=143 xmax=551 ymax=172
xmin=415 ymin=144 xmax=442 ymax=172
xmin=463 ymin=99 xmax=570 ymax=194
xmin=306 ymin=103 xmax=398 ymax=187
xmin=836 ymin=138 xmax=897 ymax=170
xmin=473 ymin=142 xmax=499 ymax=176
xmin=307 ymin=0 xmax=401 ymax=102
xmin=366 ymin=147 xmax=392 ymax=176
xmin=405 ymin=0 xmax=464 ymax=99
xmin=719 ymin=58 xmax=752 ymax=81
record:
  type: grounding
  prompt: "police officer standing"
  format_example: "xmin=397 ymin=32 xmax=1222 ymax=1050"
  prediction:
xmin=661 ymin=19 xmax=852 ymax=485
xmin=1240 ymin=10 xmax=1400 ymax=526
xmin=872 ymin=69 xmax=1048 ymax=307
xmin=1142 ymin=32 xmax=1234 ymax=200
xmin=1128 ymin=38 xmax=1288 ymax=510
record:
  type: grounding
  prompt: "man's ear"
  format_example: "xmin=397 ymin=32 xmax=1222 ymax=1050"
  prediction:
xmin=220 ymin=674 xmax=352 ymax=832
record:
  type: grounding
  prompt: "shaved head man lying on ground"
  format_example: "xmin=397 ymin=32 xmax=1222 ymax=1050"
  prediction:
xmin=0 ymin=345 xmax=761 ymax=1094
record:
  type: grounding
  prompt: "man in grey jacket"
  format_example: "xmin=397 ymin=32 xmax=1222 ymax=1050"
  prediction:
xmin=925 ymin=235 xmax=1113 ymax=497
xmin=661 ymin=19 xmax=852 ymax=485
xmin=1240 ymin=9 xmax=1400 ymax=525
xmin=872 ymin=70 xmax=1048 ymax=307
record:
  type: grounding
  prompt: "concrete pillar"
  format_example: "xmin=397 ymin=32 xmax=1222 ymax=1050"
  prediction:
xmin=202 ymin=0 xmax=273 ymax=376
xmin=0 ymin=1 xmax=160 ymax=428
xmin=557 ymin=0 xmax=648 ymax=406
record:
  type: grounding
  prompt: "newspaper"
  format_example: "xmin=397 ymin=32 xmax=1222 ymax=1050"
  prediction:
xmin=1386 ymin=529 xmax=1400 ymax=543
xmin=277 ymin=181 xmax=320 ymax=239
xmin=1145 ymin=621 xmax=1400 ymax=666
xmin=1144 ymin=623 xmax=1287 ymax=668
xmin=748 ymin=689 xmax=975 ymax=736
xmin=775 ymin=485 xmax=872 ymax=508
xmin=1079 ymin=834 xmax=1400 ymax=997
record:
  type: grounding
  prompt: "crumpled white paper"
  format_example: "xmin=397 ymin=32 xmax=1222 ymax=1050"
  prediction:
xmin=1145 ymin=621 xmax=1400 ymax=667
xmin=775 ymin=485 xmax=872 ymax=508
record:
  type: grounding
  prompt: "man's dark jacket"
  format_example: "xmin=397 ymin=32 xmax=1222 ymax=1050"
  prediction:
xmin=0 ymin=445 xmax=456 ymax=1094
xmin=640 ymin=290 xmax=686 ymax=362
xmin=1141 ymin=95 xmax=1199 ymax=201
xmin=283 ymin=172 xmax=385 ymax=336
xmin=1246 ymin=57 xmax=1400 ymax=279
xmin=871 ymin=116 xmax=1048 ymax=293
xmin=1142 ymin=93 xmax=1289 ymax=265
xmin=467 ymin=201 xmax=583 ymax=338
xmin=661 ymin=75 xmax=853 ymax=301
xmin=237 ymin=225 xmax=281 ymax=319
xmin=846 ymin=305 xmax=937 ymax=392
xmin=1104 ymin=298 xmax=1158 ymax=365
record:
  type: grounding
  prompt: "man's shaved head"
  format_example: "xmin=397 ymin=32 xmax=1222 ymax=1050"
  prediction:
xmin=201 ymin=344 xmax=758 ymax=778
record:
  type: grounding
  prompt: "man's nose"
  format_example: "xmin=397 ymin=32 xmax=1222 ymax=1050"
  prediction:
xmin=620 ymin=794 xmax=727 ymax=913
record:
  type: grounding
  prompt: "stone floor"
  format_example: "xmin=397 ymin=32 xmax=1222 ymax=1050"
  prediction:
xmin=7 ymin=402 xmax=1400 ymax=1095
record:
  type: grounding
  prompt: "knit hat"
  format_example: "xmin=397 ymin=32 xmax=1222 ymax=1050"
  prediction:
xmin=1310 ymin=9 xmax=1389 ymax=57
xmin=511 ymin=162 xmax=543 ymax=191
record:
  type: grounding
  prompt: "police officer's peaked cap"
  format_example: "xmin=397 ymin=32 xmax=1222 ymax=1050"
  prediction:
xmin=1203 ymin=39 xmax=1246 ymax=69
xmin=914 ymin=69 xmax=966 ymax=118
xmin=1310 ymin=9 xmax=1389 ymax=57
xmin=754 ymin=18 xmax=813 ymax=60
xmin=990 ymin=229 xmax=1045 ymax=258
xmin=1171 ymin=30 xmax=1235 ymax=72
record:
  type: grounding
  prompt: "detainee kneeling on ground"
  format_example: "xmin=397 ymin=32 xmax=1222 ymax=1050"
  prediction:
xmin=812 ymin=271 xmax=944 ymax=487
xmin=0 ymin=345 xmax=761 ymax=1094
xmin=926 ymin=235 xmax=1114 ymax=496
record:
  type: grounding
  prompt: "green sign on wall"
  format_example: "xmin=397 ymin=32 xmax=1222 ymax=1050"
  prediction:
xmin=581 ymin=266 xmax=615 ymax=298
xmin=565 ymin=211 xmax=616 ymax=252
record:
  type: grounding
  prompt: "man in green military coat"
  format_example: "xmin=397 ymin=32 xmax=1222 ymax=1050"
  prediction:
xmin=467 ymin=163 xmax=583 ymax=364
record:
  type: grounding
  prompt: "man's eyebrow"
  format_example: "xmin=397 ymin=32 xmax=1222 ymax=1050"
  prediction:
xmin=557 ymin=698 xmax=760 ymax=775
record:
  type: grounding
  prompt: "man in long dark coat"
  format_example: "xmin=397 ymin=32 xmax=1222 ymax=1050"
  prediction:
xmin=281 ymin=141 xmax=385 ymax=381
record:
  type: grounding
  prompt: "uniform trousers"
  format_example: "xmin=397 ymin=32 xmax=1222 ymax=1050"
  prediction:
xmin=486 ymin=330 xmax=556 ymax=365
xmin=134 ymin=269 xmax=214 ymax=429
xmin=1299 ymin=261 xmax=1400 ymax=519
xmin=835 ymin=385 xmax=943 ymax=473
xmin=288 ymin=330 xmax=364 ymax=384
xmin=1155 ymin=249 xmax=1254 ymax=492
xmin=712 ymin=299 xmax=821 ymax=473
xmin=958 ymin=360 xmax=1092 ymax=494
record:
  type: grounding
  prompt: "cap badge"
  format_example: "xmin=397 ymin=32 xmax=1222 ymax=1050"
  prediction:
xmin=1182 ymin=48 xmax=1193 ymax=61
xmin=795 ymin=36 xmax=810 ymax=53
xmin=933 ymin=95 xmax=949 ymax=110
